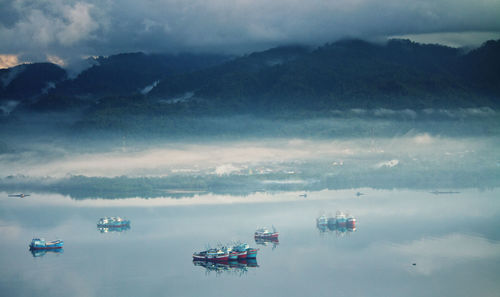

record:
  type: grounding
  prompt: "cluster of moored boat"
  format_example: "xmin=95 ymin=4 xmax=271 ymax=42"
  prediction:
xmin=193 ymin=227 xmax=279 ymax=262
xmin=29 ymin=216 xmax=130 ymax=253
xmin=316 ymin=211 xmax=356 ymax=229
xmin=97 ymin=216 xmax=131 ymax=233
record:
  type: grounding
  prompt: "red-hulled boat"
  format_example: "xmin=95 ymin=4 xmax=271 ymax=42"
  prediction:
xmin=254 ymin=227 xmax=279 ymax=239
xmin=246 ymin=247 xmax=259 ymax=259
xmin=192 ymin=248 xmax=229 ymax=262
xmin=347 ymin=216 xmax=356 ymax=228
xmin=233 ymin=243 xmax=249 ymax=259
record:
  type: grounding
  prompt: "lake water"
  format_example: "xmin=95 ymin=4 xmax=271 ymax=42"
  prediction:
xmin=1 ymin=188 xmax=499 ymax=297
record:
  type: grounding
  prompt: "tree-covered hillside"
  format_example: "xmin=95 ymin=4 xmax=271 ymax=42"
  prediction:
xmin=2 ymin=39 xmax=500 ymax=129
xmin=149 ymin=39 xmax=500 ymax=111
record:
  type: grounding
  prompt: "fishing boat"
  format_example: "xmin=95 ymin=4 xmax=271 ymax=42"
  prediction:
xmin=233 ymin=243 xmax=249 ymax=259
xmin=254 ymin=226 xmax=279 ymax=239
xmin=192 ymin=248 xmax=229 ymax=262
xmin=97 ymin=216 xmax=130 ymax=228
xmin=246 ymin=247 xmax=259 ymax=259
xmin=222 ymin=245 xmax=239 ymax=260
xmin=316 ymin=215 xmax=328 ymax=226
xmin=335 ymin=211 xmax=347 ymax=227
xmin=347 ymin=215 xmax=356 ymax=228
xmin=29 ymin=238 xmax=64 ymax=250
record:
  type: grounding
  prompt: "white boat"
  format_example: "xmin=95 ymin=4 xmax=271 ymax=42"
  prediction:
xmin=254 ymin=226 xmax=279 ymax=239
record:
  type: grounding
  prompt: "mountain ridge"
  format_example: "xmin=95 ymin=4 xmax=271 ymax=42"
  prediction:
xmin=1 ymin=38 xmax=499 ymax=119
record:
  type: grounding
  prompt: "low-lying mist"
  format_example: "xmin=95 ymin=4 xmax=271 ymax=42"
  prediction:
xmin=0 ymin=134 xmax=496 ymax=178
xmin=1 ymin=114 xmax=498 ymax=199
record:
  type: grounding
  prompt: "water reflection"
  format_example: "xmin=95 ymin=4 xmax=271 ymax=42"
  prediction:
xmin=254 ymin=237 xmax=279 ymax=250
xmin=29 ymin=248 xmax=64 ymax=258
xmin=97 ymin=225 xmax=131 ymax=233
xmin=193 ymin=259 xmax=259 ymax=276
xmin=1 ymin=188 xmax=499 ymax=297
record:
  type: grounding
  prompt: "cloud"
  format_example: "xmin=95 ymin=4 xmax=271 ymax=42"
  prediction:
xmin=0 ymin=54 xmax=20 ymax=69
xmin=0 ymin=0 xmax=499 ymax=68
xmin=46 ymin=55 xmax=66 ymax=67
xmin=375 ymin=159 xmax=399 ymax=168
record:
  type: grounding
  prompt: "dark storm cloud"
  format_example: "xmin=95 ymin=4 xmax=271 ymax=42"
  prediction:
xmin=1 ymin=0 xmax=500 ymax=67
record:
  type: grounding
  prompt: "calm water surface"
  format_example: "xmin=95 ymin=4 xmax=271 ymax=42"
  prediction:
xmin=1 ymin=189 xmax=499 ymax=297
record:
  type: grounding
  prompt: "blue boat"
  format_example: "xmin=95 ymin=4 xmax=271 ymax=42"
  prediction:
xmin=233 ymin=242 xmax=259 ymax=259
xmin=233 ymin=243 xmax=249 ymax=259
xmin=246 ymin=247 xmax=258 ymax=259
xmin=29 ymin=238 xmax=64 ymax=250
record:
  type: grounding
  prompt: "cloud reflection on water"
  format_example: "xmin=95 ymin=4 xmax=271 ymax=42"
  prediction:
xmin=391 ymin=233 xmax=500 ymax=275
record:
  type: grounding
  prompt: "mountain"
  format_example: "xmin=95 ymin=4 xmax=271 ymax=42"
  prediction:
xmin=149 ymin=39 xmax=500 ymax=111
xmin=0 ymin=63 xmax=67 ymax=101
xmin=2 ymin=52 xmax=228 ymax=114
xmin=455 ymin=40 xmax=500 ymax=94
xmin=2 ymin=39 xmax=500 ymax=120
xmin=53 ymin=52 xmax=229 ymax=98
xmin=148 ymin=45 xmax=311 ymax=102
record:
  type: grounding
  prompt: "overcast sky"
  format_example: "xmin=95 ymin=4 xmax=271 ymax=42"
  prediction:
xmin=1 ymin=0 xmax=499 ymax=68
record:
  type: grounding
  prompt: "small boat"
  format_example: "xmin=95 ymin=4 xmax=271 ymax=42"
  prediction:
xmin=97 ymin=216 xmax=130 ymax=228
xmin=316 ymin=215 xmax=328 ymax=226
xmin=347 ymin=216 xmax=356 ymax=228
xmin=335 ymin=211 xmax=347 ymax=228
xmin=221 ymin=245 xmax=239 ymax=260
xmin=8 ymin=193 xmax=30 ymax=198
xmin=246 ymin=247 xmax=259 ymax=259
xmin=234 ymin=242 xmax=259 ymax=259
xmin=254 ymin=226 xmax=279 ymax=239
xmin=233 ymin=243 xmax=249 ymax=259
xmin=29 ymin=238 xmax=63 ymax=250
xmin=193 ymin=248 xmax=229 ymax=262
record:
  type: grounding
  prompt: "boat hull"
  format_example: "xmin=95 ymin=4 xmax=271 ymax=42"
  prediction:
xmin=228 ymin=252 xmax=239 ymax=260
xmin=236 ymin=251 xmax=247 ymax=259
xmin=337 ymin=220 xmax=347 ymax=228
xmin=254 ymin=233 xmax=279 ymax=239
xmin=29 ymin=246 xmax=63 ymax=250
xmin=29 ymin=241 xmax=64 ymax=250
xmin=193 ymin=254 xmax=230 ymax=262
xmin=246 ymin=248 xmax=258 ymax=259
